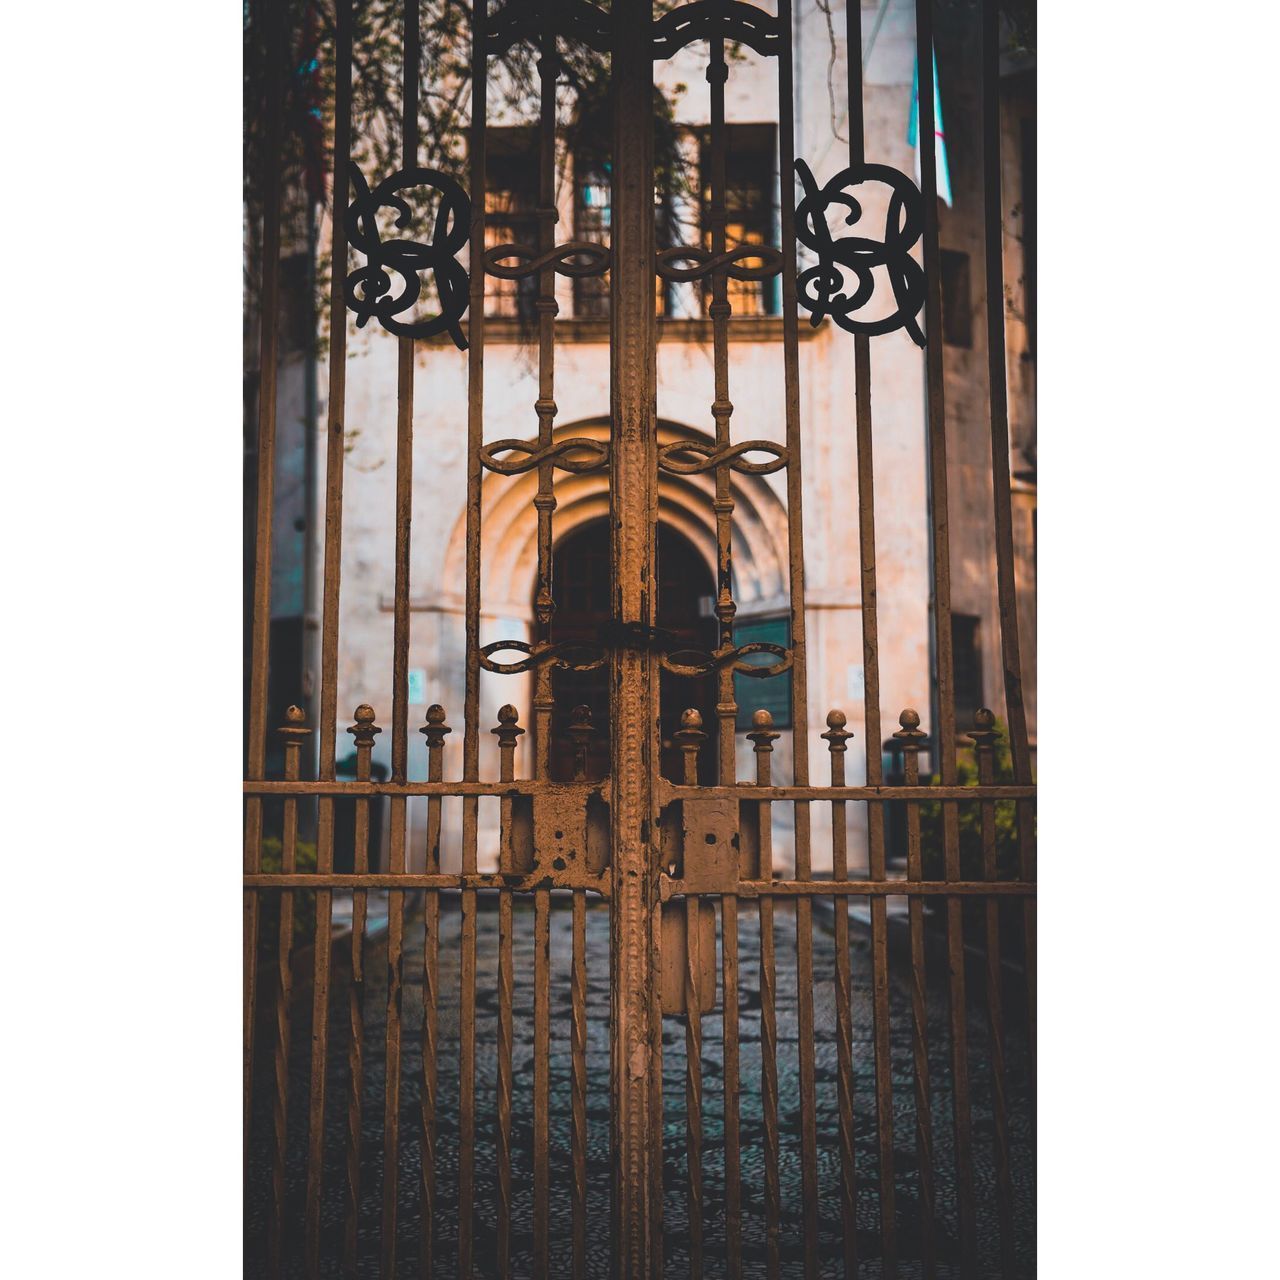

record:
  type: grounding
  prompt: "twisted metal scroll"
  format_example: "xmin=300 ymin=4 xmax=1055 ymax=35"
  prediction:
xmin=487 ymin=0 xmax=612 ymax=54
xmin=345 ymin=164 xmax=471 ymax=349
xmin=657 ymin=438 xmax=788 ymax=476
xmin=651 ymin=0 xmax=783 ymax=58
xmin=478 ymin=640 xmax=607 ymax=675
xmin=478 ymin=625 xmax=788 ymax=676
xmin=793 ymin=159 xmax=926 ymax=346
xmin=655 ymin=243 xmax=783 ymax=282
xmin=484 ymin=240 xmax=610 ymax=280
xmin=480 ymin=436 xmax=610 ymax=475
xmin=659 ymin=642 xmax=793 ymax=679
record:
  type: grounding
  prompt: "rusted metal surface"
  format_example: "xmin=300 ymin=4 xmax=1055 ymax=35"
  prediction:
xmin=243 ymin=1 xmax=1036 ymax=1272
xmin=972 ymin=708 xmax=1016 ymax=1276
xmin=245 ymin=778 xmax=1037 ymax=800
xmin=747 ymin=712 xmax=782 ymax=1279
xmin=269 ymin=707 xmax=310 ymax=1274
xmin=420 ymin=705 xmax=450 ymax=1275
xmin=609 ymin=4 xmax=661 ymax=1275
xmin=823 ymin=711 xmax=859 ymax=1278
xmin=896 ymin=708 xmax=938 ymax=1279
xmin=243 ymin=0 xmax=285 ymax=1187
xmin=303 ymin=2 xmax=352 ymax=1265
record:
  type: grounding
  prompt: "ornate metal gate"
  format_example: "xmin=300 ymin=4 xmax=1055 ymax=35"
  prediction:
xmin=244 ymin=0 xmax=1036 ymax=1275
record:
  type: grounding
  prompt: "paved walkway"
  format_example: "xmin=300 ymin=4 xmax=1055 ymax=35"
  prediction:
xmin=247 ymin=895 xmax=1033 ymax=1277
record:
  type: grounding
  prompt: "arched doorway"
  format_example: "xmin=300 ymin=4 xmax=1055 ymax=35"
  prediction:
xmin=544 ymin=519 xmax=719 ymax=783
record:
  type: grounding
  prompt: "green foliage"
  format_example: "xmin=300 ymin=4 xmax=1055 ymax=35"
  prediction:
xmin=258 ymin=835 xmax=319 ymax=949
xmin=917 ymin=719 xmax=1026 ymax=883
xmin=243 ymin=0 xmax=707 ymax=346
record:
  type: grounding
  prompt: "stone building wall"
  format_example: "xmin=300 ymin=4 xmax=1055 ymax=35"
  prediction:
xmin=304 ymin=0 xmax=1035 ymax=871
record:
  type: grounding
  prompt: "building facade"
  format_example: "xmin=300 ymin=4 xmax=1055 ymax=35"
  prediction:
xmin=292 ymin=0 xmax=1036 ymax=872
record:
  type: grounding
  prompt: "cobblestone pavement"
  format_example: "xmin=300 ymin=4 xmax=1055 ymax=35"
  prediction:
xmin=248 ymin=895 xmax=1034 ymax=1277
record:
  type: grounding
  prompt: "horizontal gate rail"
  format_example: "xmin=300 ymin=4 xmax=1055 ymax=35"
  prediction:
xmin=244 ymin=778 xmax=1036 ymax=800
xmin=244 ymin=872 xmax=1036 ymax=896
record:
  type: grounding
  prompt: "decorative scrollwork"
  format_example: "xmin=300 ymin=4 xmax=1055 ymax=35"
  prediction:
xmin=657 ymin=439 xmax=788 ymax=476
xmin=793 ymin=159 xmax=926 ymax=347
xmin=655 ymin=243 xmax=782 ymax=283
xmin=484 ymin=240 xmax=611 ymax=280
xmin=344 ymin=163 xmax=471 ymax=349
xmin=478 ymin=639 xmax=607 ymax=675
xmin=651 ymin=0 xmax=783 ymax=59
xmin=487 ymin=0 xmax=612 ymax=54
xmin=659 ymin=643 xmax=792 ymax=678
xmin=479 ymin=436 xmax=610 ymax=475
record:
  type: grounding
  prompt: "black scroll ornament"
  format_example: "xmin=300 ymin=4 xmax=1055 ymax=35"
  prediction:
xmin=344 ymin=163 xmax=471 ymax=350
xmin=793 ymin=159 xmax=926 ymax=347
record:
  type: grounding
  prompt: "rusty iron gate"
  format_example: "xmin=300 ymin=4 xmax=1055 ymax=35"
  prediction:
xmin=244 ymin=0 xmax=1036 ymax=1275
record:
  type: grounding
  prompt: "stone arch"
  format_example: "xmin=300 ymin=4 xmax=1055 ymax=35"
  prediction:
xmin=440 ymin=416 xmax=791 ymax=621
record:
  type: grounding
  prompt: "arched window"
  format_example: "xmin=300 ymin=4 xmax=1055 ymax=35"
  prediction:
xmin=543 ymin=520 xmax=719 ymax=783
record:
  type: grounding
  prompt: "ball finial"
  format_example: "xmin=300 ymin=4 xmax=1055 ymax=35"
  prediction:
xmin=826 ymin=708 xmax=847 ymax=730
xmin=426 ymin=703 xmax=446 ymax=724
xmin=752 ymin=708 xmax=774 ymax=729
xmin=355 ymin=703 xmax=376 ymax=724
xmin=498 ymin=703 xmax=519 ymax=724
xmin=899 ymin=708 xmax=921 ymax=730
xmin=285 ymin=704 xmax=307 ymax=724
xmin=973 ymin=707 xmax=996 ymax=731
xmin=680 ymin=708 xmax=703 ymax=730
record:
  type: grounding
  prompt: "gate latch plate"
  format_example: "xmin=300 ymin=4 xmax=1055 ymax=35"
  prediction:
xmin=673 ymin=794 xmax=740 ymax=896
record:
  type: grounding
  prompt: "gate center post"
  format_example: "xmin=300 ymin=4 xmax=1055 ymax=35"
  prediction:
xmin=609 ymin=1 xmax=662 ymax=1274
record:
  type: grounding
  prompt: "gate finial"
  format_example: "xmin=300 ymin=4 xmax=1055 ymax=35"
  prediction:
xmin=674 ymin=708 xmax=706 ymax=786
xmin=491 ymin=704 xmax=525 ymax=759
xmin=967 ymin=708 xmax=999 ymax=785
xmin=420 ymin=703 xmax=452 ymax=751
xmin=567 ymin=704 xmax=596 ymax=781
xmin=893 ymin=707 xmax=926 ymax=745
xmin=490 ymin=704 xmax=523 ymax=786
xmin=278 ymin=705 xmax=312 ymax=778
xmin=821 ymin=707 xmax=853 ymax=752
xmin=348 ymin=705 xmax=381 ymax=785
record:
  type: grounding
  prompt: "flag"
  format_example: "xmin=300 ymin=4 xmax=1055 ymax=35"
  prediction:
xmin=908 ymin=48 xmax=953 ymax=207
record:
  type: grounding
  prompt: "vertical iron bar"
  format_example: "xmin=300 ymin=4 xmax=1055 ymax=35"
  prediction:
xmin=345 ymin=707 xmax=380 ymax=1276
xmin=893 ymin=711 xmax=936 ymax=1279
xmin=271 ymin=708 xmax=311 ymax=1274
xmin=304 ymin=2 xmax=353 ymax=1269
xmin=531 ymin=30 xmax=559 ymax=1276
xmin=705 ymin=37 xmax=742 ymax=1276
xmin=571 ymin=888 xmax=589 ymax=1280
xmin=676 ymin=713 xmax=707 ymax=1279
xmin=492 ymin=708 xmax=522 ymax=1278
xmin=870 ymin=843 xmax=897 ymax=1276
xmin=971 ymin=712 xmax=1015 ymax=1276
xmin=421 ymin=706 xmax=451 ymax=1275
xmin=913 ymin=1 xmax=975 ymax=1269
xmin=822 ymin=712 xmax=857 ymax=1280
xmin=979 ymin=0 xmax=1033 ymax=797
xmin=844 ymin=4 xmax=897 ymax=1268
xmin=979 ymin=0 xmax=1036 ymax=1112
xmin=568 ymin=708 xmax=592 ymax=1280
xmin=746 ymin=713 xmax=782 ymax=1280
xmin=609 ymin=3 xmax=660 ymax=1271
xmin=245 ymin=0 xmax=286 ymax=1177
xmin=459 ymin=1 xmax=488 ymax=1272
xmin=685 ymin=892 xmax=704 ymax=1277
xmin=533 ymin=886 xmax=551 ymax=1278
xmin=720 ymin=894 xmax=740 ymax=1278
xmin=382 ymin=3 xmax=421 ymax=1270
xmin=776 ymin=2 xmax=818 ymax=1272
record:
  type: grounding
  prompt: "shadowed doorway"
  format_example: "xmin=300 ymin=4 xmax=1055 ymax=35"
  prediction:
xmin=544 ymin=519 xmax=718 ymax=783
